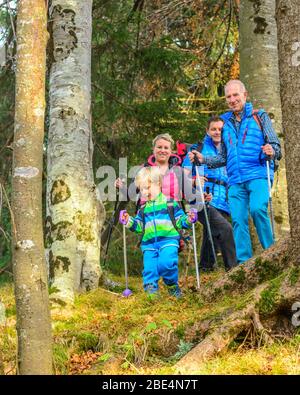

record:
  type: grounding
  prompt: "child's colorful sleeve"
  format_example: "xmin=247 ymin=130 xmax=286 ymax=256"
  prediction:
xmin=126 ymin=210 xmax=143 ymax=234
xmin=173 ymin=202 xmax=192 ymax=229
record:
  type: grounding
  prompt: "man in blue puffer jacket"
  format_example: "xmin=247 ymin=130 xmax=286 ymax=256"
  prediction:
xmin=183 ymin=115 xmax=237 ymax=271
xmin=189 ymin=80 xmax=281 ymax=263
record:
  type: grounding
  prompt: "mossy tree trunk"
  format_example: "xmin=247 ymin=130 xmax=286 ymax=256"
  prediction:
xmin=12 ymin=0 xmax=52 ymax=374
xmin=46 ymin=0 xmax=105 ymax=304
xmin=276 ymin=0 xmax=300 ymax=257
xmin=240 ymin=0 xmax=290 ymax=240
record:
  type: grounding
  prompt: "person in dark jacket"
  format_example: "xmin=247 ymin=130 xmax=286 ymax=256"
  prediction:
xmin=182 ymin=115 xmax=237 ymax=271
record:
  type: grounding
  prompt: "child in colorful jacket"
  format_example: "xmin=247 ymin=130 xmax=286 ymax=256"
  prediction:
xmin=119 ymin=166 xmax=197 ymax=298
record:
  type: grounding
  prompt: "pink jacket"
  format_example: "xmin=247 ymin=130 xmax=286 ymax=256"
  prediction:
xmin=139 ymin=154 xmax=182 ymax=205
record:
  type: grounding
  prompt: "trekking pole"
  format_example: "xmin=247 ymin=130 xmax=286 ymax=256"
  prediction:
xmin=192 ymin=221 xmax=200 ymax=289
xmin=193 ymin=156 xmax=218 ymax=267
xmin=119 ymin=210 xmax=132 ymax=297
xmin=266 ymin=157 xmax=276 ymax=242
xmin=102 ymin=193 xmax=119 ymax=267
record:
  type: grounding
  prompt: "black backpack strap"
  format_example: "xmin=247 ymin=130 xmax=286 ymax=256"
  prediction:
xmin=166 ymin=200 xmax=189 ymax=244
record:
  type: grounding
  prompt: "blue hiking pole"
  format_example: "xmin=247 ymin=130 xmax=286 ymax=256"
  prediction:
xmin=119 ymin=210 xmax=132 ymax=297
xmin=193 ymin=156 xmax=218 ymax=267
xmin=266 ymin=158 xmax=276 ymax=242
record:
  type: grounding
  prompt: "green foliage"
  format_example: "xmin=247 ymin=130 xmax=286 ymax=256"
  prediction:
xmin=171 ymin=339 xmax=193 ymax=360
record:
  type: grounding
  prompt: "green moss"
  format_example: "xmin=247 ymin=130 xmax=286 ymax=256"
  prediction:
xmin=54 ymin=220 xmax=73 ymax=241
xmin=44 ymin=216 xmax=53 ymax=247
xmin=51 ymin=179 xmax=71 ymax=205
xmin=254 ymin=257 xmax=281 ymax=283
xmin=74 ymin=211 xmax=94 ymax=242
xmin=274 ymin=215 xmax=283 ymax=225
xmin=49 ymin=250 xmax=71 ymax=278
xmin=229 ymin=267 xmax=246 ymax=284
xmin=45 ymin=217 xmax=73 ymax=247
xmin=257 ymin=276 xmax=283 ymax=315
xmin=289 ymin=266 xmax=300 ymax=286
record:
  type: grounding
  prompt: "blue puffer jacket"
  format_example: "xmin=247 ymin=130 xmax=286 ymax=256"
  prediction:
xmin=220 ymin=102 xmax=274 ymax=186
xmin=182 ymin=136 xmax=230 ymax=214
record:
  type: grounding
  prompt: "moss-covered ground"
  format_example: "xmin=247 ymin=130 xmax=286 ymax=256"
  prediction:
xmin=0 ymin=270 xmax=300 ymax=375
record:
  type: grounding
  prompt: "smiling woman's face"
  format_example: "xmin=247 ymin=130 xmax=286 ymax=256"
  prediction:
xmin=153 ymin=138 xmax=172 ymax=164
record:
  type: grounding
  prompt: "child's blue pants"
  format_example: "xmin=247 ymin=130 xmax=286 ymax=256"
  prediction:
xmin=142 ymin=244 xmax=179 ymax=293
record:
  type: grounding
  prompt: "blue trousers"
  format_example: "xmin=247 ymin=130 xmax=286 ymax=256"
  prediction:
xmin=228 ymin=178 xmax=274 ymax=263
xmin=142 ymin=245 xmax=179 ymax=293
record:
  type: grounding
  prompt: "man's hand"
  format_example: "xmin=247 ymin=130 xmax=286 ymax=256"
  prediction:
xmin=188 ymin=150 xmax=204 ymax=164
xmin=204 ymin=192 xmax=213 ymax=202
xmin=261 ymin=144 xmax=274 ymax=158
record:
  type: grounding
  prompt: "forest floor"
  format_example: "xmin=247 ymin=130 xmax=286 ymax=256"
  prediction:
xmin=0 ymin=267 xmax=300 ymax=375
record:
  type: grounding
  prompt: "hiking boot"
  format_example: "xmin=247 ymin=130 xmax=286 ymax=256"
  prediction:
xmin=167 ymin=284 xmax=181 ymax=298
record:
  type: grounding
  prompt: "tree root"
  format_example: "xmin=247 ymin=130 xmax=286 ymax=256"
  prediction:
xmin=176 ymin=268 xmax=300 ymax=373
xmin=201 ymin=237 xmax=292 ymax=301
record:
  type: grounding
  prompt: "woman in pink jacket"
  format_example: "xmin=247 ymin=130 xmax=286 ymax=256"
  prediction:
xmin=116 ymin=133 xmax=183 ymax=205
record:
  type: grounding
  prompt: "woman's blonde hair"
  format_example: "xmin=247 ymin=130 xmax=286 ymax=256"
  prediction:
xmin=135 ymin=166 xmax=162 ymax=189
xmin=152 ymin=133 xmax=174 ymax=149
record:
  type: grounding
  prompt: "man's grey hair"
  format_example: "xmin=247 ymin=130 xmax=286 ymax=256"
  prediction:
xmin=224 ymin=80 xmax=247 ymax=93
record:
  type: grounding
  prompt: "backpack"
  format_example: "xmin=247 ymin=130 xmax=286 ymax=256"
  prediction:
xmin=176 ymin=141 xmax=203 ymax=164
xmin=252 ymin=110 xmax=280 ymax=172
xmin=138 ymin=199 xmax=190 ymax=252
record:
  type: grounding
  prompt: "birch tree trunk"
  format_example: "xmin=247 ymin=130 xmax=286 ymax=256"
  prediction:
xmin=12 ymin=0 xmax=52 ymax=374
xmin=276 ymin=0 xmax=300 ymax=257
xmin=46 ymin=0 xmax=104 ymax=303
xmin=240 ymin=0 xmax=290 ymax=239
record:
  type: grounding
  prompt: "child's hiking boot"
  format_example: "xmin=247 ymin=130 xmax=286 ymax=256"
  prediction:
xmin=144 ymin=283 xmax=159 ymax=300
xmin=167 ymin=284 xmax=181 ymax=298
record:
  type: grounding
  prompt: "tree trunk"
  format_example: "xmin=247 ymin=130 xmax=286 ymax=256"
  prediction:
xmin=276 ymin=0 xmax=300 ymax=257
xmin=12 ymin=0 xmax=52 ymax=374
xmin=46 ymin=0 xmax=105 ymax=303
xmin=240 ymin=0 xmax=290 ymax=239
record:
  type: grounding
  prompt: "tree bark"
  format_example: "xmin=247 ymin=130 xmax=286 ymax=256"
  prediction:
xmin=46 ymin=0 xmax=105 ymax=303
xmin=276 ymin=0 xmax=300 ymax=257
xmin=240 ymin=0 xmax=290 ymax=239
xmin=12 ymin=0 xmax=52 ymax=374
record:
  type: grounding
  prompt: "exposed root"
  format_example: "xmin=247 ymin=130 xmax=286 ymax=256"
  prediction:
xmin=201 ymin=237 xmax=291 ymax=301
xmin=176 ymin=272 xmax=300 ymax=373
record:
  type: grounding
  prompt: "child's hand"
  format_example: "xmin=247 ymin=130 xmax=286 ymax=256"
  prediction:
xmin=119 ymin=210 xmax=129 ymax=225
xmin=204 ymin=192 xmax=213 ymax=202
xmin=188 ymin=208 xmax=198 ymax=223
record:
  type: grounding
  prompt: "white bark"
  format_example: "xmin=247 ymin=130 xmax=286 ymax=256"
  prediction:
xmin=240 ymin=0 xmax=290 ymax=237
xmin=47 ymin=0 xmax=104 ymax=303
